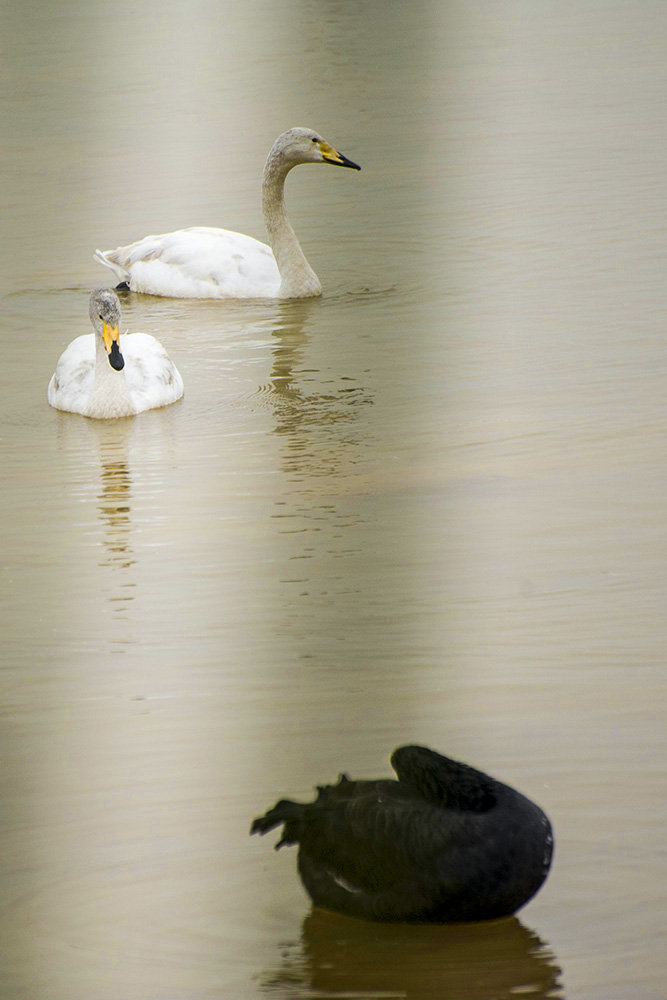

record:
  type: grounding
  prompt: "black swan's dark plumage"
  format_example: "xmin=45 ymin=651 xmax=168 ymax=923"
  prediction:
xmin=250 ymin=745 xmax=553 ymax=923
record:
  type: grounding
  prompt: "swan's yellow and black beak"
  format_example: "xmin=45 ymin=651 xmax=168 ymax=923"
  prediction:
xmin=318 ymin=140 xmax=361 ymax=171
xmin=102 ymin=319 xmax=125 ymax=371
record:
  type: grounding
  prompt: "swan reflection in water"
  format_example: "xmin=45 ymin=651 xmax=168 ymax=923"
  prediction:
xmin=266 ymin=299 xmax=373 ymax=472
xmin=262 ymin=300 xmax=374 ymax=602
xmin=95 ymin=429 xmax=136 ymax=621
xmin=259 ymin=909 xmax=563 ymax=1000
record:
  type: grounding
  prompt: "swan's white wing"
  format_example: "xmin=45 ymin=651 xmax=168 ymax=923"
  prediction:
xmin=121 ymin=333 xmax=184 ymax=410
xmin=47 ymin=335 xmax=95 ymax=414
xmin=96 ymin=226 xmax=281 ymax=299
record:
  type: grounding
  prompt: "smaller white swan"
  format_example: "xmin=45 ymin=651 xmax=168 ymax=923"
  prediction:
xmin=48 ymin=288 xmax=184 ymax=418
xmin=94 ymin=127 xmax=361 ymax=300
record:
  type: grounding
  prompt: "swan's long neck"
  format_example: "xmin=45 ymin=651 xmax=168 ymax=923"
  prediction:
xmin=91 ymin=331 xmax=133 ymax=416
xmin=262 ymin=154 xmax=322 ymax=298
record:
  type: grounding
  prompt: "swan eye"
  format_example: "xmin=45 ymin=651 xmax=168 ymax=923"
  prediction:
xmin=312 ymin=137 xmax=320 ymax=143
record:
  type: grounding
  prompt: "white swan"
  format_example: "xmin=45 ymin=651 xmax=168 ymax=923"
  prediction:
xmin=48 ymin=288 xmax=184 ymax=418
xmin=94 ymin=127 xmax=361 ymax=300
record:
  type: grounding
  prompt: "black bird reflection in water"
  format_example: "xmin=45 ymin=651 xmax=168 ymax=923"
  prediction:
xmin=259 ymin=909 xmax=563 ymax=1000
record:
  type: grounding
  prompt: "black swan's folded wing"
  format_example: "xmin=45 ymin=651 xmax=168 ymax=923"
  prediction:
xmin=252 ymin=781 xmax=465 ymax=893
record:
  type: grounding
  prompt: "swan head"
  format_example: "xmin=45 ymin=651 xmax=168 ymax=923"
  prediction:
xmin=271 ymin=127 xmax=361 ymax=171
xmin=90 ymin=288 xmax=124 ymax=371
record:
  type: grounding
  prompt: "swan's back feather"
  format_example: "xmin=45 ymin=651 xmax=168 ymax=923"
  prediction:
xmin=96 ymin=227 xmax=281 ymax=299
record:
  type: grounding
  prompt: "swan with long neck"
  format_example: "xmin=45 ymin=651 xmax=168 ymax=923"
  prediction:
xmin=48 ymin=288 xmax=183 ymax=418
xmin=94 ymin=128 xmax=361 ymax=300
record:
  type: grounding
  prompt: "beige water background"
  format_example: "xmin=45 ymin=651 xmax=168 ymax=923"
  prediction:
xmin=2 ymin=1 xmax=666 ymax=997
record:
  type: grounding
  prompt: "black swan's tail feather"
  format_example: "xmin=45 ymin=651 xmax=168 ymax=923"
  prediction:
xmin=250 ymin=799 xmax=307 ymax=849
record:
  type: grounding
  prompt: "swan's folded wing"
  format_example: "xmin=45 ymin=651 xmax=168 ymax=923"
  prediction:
xmin=121 ymin=334 xmax=184 ymax=409
xmin=100 ymin=228 xmax=281 ymax=298
xmin=298 ymin=790 xmax=455 ymax=892
xmin=48 ymin=335 xmax=95 ymax=412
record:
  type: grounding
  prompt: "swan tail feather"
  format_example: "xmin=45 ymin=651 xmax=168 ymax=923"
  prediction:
xmin=250 ymin=798 xmax=306 ymax=849
xmin=94 ymin=249 xmax=129 ymax=283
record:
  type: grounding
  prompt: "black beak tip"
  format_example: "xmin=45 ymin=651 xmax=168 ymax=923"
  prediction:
xmin=109 ymin=342 xmax=125 ymax=371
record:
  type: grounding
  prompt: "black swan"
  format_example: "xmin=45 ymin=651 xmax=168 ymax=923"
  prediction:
xmin=250 ymin=745 xmax=553 ymax=923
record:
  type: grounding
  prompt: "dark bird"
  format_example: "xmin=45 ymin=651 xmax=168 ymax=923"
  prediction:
xmin=250 ymin=745 xmax=553 ymax=923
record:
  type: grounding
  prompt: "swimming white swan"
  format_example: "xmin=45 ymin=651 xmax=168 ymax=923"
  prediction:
xmin=94 ymin=127 xmax=361 ymax=300
xmin=48 ymin=288 xmax=184 ymax=418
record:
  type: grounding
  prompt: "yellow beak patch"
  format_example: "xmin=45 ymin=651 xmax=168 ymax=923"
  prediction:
xmin=316 ymin=140 xmax=361 ymax=171
xmin=318 ymin=140 xmax=345 ymax=165
xmin=102 ymin=320 xmax=120 ymax=354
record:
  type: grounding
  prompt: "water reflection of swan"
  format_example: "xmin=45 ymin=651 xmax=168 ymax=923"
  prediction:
xmin=95 ymin=128 xmax=361 ymax=299
xmin=97 ymin=442 xmax=134 ymax=566
xmin=50 ymin=387 xmax=181 ymax=641
xmin=260 ymin=909 xmax=562 ymax=1000
xmin=263 ymin=300 xmax=373 ymax=481
xmin=95 ymin=429 xmax=136 ymax=618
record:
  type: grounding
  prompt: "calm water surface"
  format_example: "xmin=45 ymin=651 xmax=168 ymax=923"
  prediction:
xmin=2 ymin=2 xmax=666 ymax=998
